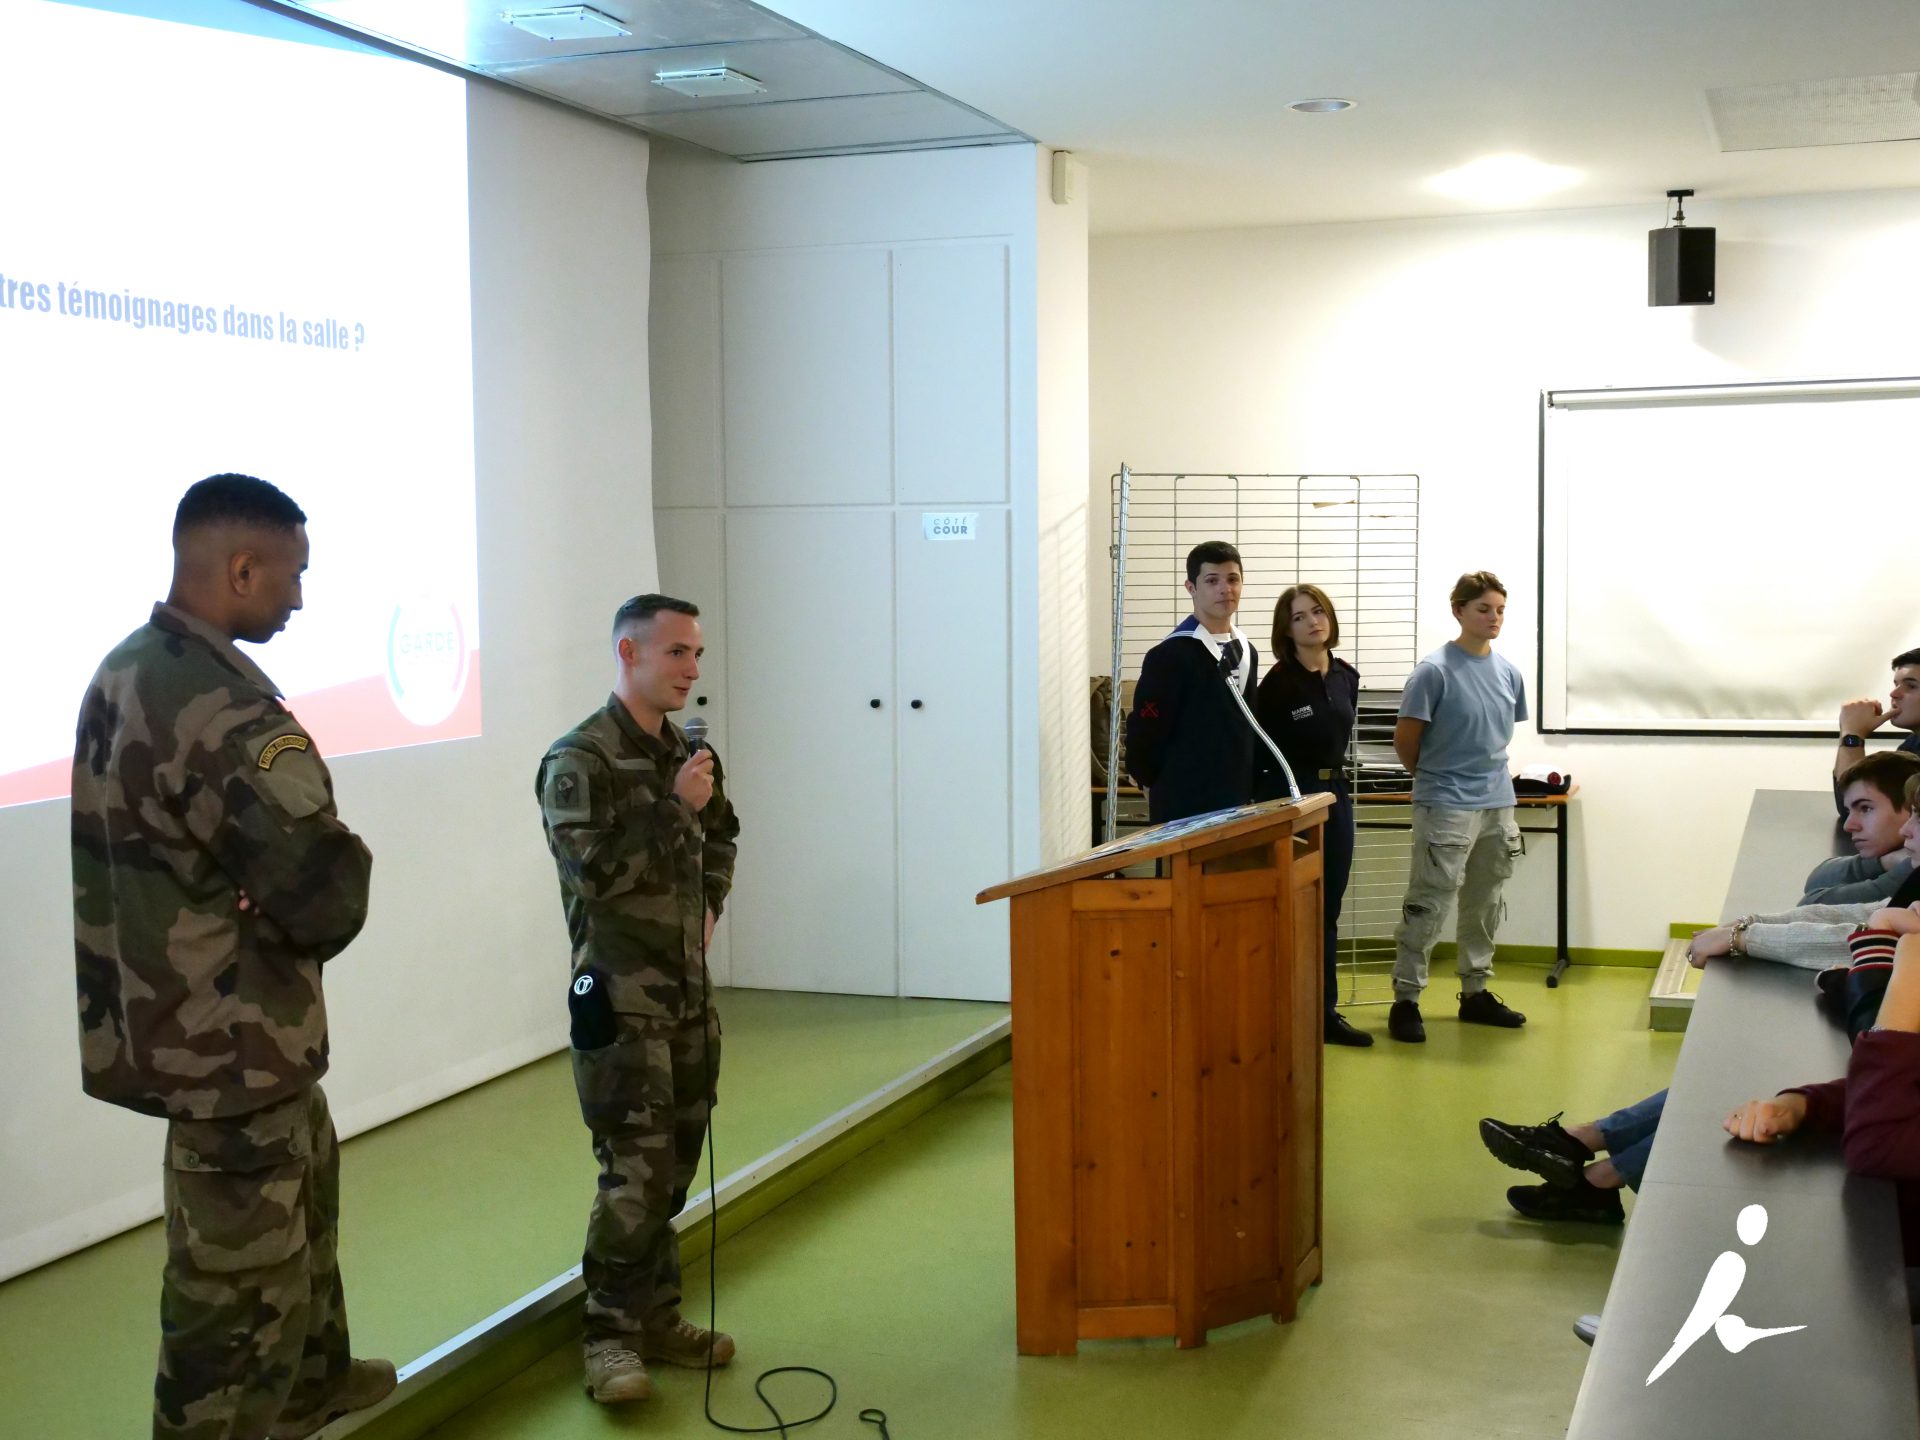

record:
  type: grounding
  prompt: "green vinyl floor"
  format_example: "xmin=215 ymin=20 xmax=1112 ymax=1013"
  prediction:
xmin=422 ymin=965 xmax=1679 ymax=1440
xmin=0 ymin=989 xmax=1007 ymax=1440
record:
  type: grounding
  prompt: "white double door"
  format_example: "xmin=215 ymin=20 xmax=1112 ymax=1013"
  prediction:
xmin=655 ymin=507 xmax=1010 ymax=1001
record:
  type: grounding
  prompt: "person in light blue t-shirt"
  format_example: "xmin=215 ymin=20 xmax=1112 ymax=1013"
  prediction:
xmin=1386 ymin=571 xmax=1530 ymax=1044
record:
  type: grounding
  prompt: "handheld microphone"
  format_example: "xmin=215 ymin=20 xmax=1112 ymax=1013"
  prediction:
xmin=682 ymin=714 xmax=710 ymax=753
xmin=1212 ymin=635 xmax=1303 ymax=802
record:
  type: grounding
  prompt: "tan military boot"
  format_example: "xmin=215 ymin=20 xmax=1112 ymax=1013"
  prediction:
xmin=643 ymin=1316 xmax=736 ymax=1369
xmin=583 ymin=1340 xmax=654 ymax=1403
xmin=268 ymin=1358 xmax=398 ymax=1439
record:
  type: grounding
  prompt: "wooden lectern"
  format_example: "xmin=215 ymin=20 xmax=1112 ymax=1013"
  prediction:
xmin=977 ymin=795 xmax=1333 ymax=1355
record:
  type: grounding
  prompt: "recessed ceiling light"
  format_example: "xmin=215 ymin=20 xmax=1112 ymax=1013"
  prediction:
xmin=1426 ymin=153 xmax=1581 ymax=204
xmin=1289 ymin=98 xmax=1355 ymax=114
xmin=501 ymin=6 xmax=631 ymax=42
xmin=654 ymin=66 xmax=768 ymax=99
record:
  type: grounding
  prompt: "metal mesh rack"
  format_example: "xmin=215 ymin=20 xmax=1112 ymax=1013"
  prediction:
xmin=1104 ymin=470 xmax=1423 ymax=1006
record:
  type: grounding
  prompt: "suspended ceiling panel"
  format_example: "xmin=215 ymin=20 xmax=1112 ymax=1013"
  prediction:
xmin=488 ymin=38 xmax=915 ymax=118
xmin=296 ymin=0 xmax=805 ymax=66
xmin=641 ymin=90 xmax=1009 ymax=158
xmin=281 ymin=0 xmax=1027 ymax=159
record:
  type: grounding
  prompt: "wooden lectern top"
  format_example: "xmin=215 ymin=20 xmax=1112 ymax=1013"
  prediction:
xmin=975 ymin=793 xmax=1334 ymax=905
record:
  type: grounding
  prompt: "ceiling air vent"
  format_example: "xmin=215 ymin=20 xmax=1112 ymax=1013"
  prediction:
xmin=654 ymin=66 xmax=769 ymax=99
xmin=500 ymin=6 xmax=631 ymax=43
xmin=1708 ymin=72 xmax=1920 ymax=151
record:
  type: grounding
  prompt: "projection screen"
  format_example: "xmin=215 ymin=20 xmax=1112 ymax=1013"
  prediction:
xmin=0 ymin=0 xmax=478 ymax=810
xmin=1538 ymin=377 xmax=1920 ymax=735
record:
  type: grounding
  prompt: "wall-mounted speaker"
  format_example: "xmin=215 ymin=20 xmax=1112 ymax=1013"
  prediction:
xmin=1648 ymin=226 xmax=1715 ymax=306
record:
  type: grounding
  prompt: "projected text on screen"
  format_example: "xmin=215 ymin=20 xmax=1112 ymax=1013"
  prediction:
xmin=0 ymin=1 xmax=479 ymax=809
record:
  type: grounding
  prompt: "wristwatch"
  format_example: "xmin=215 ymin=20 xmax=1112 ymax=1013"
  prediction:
xmin=1841 ymin=734 xmax=1866 ymax=748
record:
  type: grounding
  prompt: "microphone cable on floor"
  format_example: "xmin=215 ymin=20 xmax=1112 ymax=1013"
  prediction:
xmin=695 ymin=957 xmax=889 ymax=1439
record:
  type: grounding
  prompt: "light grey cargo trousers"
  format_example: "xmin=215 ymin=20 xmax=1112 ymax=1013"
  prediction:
xmin=1392 ymin=803 xmax=1522 ymax=1000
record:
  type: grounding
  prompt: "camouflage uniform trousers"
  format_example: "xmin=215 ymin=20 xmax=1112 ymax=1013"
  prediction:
xmin=155 ymin=1084 xmax=351 ymax=1440
xmin=572 ymin=1005 xmax=721 ymax=1340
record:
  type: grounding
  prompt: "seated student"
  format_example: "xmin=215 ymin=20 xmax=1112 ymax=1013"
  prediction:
xmin=1690 ymin=774 xmax=1920 ymax=972
xmin=1562 ymin=925 xmax=1911 ymax=1348
xmin=1125 ymin=540 xmax=1260 ymax=824
xmin=1832 ymin=647 xmax=1920 ymax=815
xmin=1477 ymin=1099 xmax=1654 ymax=1225
xmin=1479 ymin=770 xmax=1918 ymax=1226
xmin=1481 ymin=914 xmax=1919 ymax=1227
xmin=1725 ymin=928 xmax=1920 ymax=1263
xmin=1800 ymin=750 xmax=1920 ymax=904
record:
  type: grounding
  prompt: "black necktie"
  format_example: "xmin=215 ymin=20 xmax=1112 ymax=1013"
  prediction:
xmin=1219 ymin=639 xmax=1243 ymax=679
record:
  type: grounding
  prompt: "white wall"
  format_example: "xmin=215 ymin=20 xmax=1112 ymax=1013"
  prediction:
xmin=650 ymin=138 xmax=1088 ymax=892
xmin=1035 ymin=155 xmax=1093 ymax=865
xmin=0 ymin=80 xmax=654 ymax=1279
xmin=1091 ymin=188 xmax=1920 ymax=952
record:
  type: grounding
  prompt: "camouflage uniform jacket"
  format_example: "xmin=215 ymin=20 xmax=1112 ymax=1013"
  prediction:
xmin=71 ymin=603 xmax=372 ymax=1121
xmin=536 ymin=696 xmax=739 ymax=1021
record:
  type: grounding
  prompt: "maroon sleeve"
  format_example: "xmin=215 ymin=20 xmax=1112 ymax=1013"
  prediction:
xmin=1838 ymin=1030 xmax=1920 ymax=1181
xmin=1784 ymin=1077 xmax=1847 ymax=1134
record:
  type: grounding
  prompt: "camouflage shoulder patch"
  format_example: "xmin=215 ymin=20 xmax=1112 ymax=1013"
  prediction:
xmin=543 ymin=753 xmax=594 ymax=826
xmin=239 ymin=722 xmax=329 ymax=820
xmin=257 ymin=733 xmax=310 ymax=770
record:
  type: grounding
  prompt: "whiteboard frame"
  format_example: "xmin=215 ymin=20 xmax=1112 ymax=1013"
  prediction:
xmin=1537 ymin=375 xmax=1920 ymax=738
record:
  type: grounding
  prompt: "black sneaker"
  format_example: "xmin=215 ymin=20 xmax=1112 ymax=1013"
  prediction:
xmin=1325 ymin=1012 xmax=1375 ymax=1048
xmin=1478 ymin=1112 xmax=1594 ymax=1187
xmin=1459 ymin=989 xmax=1527 ymax=1028
xmin=1506 ymin=1180 xmax=1624 ymax=1226
xmin=1388 ymin=999 xmax=1425 ymax=1043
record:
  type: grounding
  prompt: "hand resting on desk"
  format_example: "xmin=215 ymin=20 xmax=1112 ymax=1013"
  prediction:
xmin=1725 ymin=1093 xmax=1808 ymax=1145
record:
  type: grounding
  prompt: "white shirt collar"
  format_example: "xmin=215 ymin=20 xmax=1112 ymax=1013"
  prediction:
xmin=1169 ymin=615 xmax=1252 ymax=690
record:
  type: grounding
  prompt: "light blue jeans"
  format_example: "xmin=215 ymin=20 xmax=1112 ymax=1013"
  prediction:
xmin=1597 ymin=1089 xmax=1667 ymax=1191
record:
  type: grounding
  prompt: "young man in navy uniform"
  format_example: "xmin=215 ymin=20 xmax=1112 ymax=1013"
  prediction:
xmin=1125 ymin=541 xmax=1260 ymax=824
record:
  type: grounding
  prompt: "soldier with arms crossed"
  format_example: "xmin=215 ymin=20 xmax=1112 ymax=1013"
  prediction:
xmin=536 ymin=594 xmax=742 ymax=1405
xmin=71 ymin=473 xmax=392 ymax=1440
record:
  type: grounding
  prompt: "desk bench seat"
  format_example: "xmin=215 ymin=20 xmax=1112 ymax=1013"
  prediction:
xmin=1566 ymin=791 xmax=1917 ymax=1440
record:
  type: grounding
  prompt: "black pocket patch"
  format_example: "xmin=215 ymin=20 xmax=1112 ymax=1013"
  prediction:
xmin=569 ymin=968 xmax=617 ymax=1050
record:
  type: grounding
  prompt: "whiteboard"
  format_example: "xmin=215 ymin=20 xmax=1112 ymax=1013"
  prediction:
xmin=1539 ymin=378 xmax=1920 ymax=734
